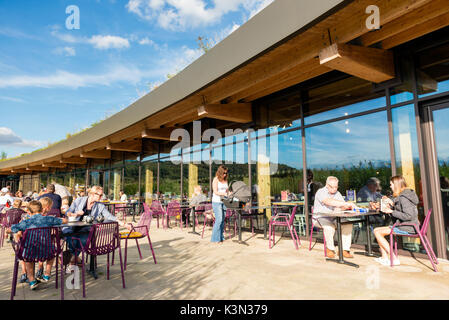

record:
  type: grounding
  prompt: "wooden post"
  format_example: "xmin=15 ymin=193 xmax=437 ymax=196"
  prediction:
xmin=114 ymin=169 xmax=121 ymax=200
xmin=145 ymin=168 xmax=153 ymax=205
xmin=257 ymin=153 xmax=272 ymax=219
xmin=189 ymin=163 xmax=199 ymax=199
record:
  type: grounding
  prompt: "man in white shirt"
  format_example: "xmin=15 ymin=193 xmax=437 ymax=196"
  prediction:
xmin=313 ymin=176 xmax=356 ymax=259
xmin=119 ymin=191 xmax=128 ymax=202
xmin=0 ymin=187 xmax=15 ymax=207
xmin=51 ymin=181 xmax=71 ymax=200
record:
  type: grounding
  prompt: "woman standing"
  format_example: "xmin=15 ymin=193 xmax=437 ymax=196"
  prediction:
xmin=211 ymin=165 xmax=230 ymax=244
xmin=373 ymin=175 xmax=420 ymax=266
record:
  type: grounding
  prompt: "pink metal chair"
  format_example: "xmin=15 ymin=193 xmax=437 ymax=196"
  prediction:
xmin=46 ymin=208 xmax=61 ymax=217
xmin=114 ymin=208 xmax=157 ymax=270
xmin=1 ymin=208 xmax=25 ymax=248
xmin=114 ymin=203 xmax=128 ymax=222
xmin=269 ymin=205 xmax=300 ymax=250
xmin=224 ymin=209 xmax=237 ymax=239
xmin=308 ymin=207 xmax=328 ymax=257
xmin=165 ymin=200 xmax=183 ymax=230
xmin=71 ymin=222 xmax=125 ymax=298
xmin=10 ymin=226 xmax=64 ymax=300
xmin=149 ymin=200 xmax=166 ymax=228
xmin=389 ymin=209 xmax=438 ymax=272
xmin=201 ymin=203 xmax=214 ymax=239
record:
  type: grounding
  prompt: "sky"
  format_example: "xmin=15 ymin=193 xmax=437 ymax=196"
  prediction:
xmin=0 ymin=0 xmax=274 ymax=158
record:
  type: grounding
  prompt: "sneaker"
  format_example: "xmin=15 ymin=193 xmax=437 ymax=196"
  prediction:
xmin=19 ymin=273 xmax=28 ymax=283
xmin=36 ymin=268 xmax=44 ymax=280
xmin=40 ymin=275 xmax=51 ymax=283
xmin=392 ymin=259 xmax=401 ymax=266
xmin=29 ymin=280 xmax=39 ymax=290
xmin=374 ymin=257 xmax=389 ymax=266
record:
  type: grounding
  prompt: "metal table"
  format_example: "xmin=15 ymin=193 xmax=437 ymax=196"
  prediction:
xmin=101 ymin=202 xmax=140 ymax=222
xmin=316 ymin=210 xmax=382 ymax=268
xmin=232 ymin=206 xmax=272 ymax=244
xmin=56 ymin=221 xmax=99 ymax=279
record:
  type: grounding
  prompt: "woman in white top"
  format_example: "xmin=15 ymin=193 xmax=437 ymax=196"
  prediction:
xmin=211 ymin=165 xmax=231 ymax=243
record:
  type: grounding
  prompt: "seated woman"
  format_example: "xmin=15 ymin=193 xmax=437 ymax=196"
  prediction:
xmin=373 ymin=175 xmax=420 ymax=266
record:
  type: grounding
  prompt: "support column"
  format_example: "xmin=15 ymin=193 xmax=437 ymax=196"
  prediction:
xmin=145 ymin=167 xmax=153 ymax=205
xmin=114 ymin=169 xmax=121 ymax=200
xmin=257 ymin=153 xmax=272 ymax=219
xmin=189 ymin=163 xmax=198 ymax=199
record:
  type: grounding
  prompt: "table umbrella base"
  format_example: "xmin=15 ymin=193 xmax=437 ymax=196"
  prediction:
xmin=188 ymin=231 xmax=201 ymax=235
xmin=326 ymin=258 xmax=359 ymax=268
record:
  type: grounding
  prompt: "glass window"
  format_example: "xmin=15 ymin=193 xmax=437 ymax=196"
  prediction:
xmin=391 ymin=104 xmax=424 ymax=253
xmin=305 ymin=96 xmax=386 ymax=125
xmin=306 ymin=111 xmax=391 ymax=245
xmin=390 ymin=85 xmax=414 ymax=105
xmin=124 ymin=159 xmax=139 ymax=200
xmin=417 ymin=42 xmax=449 ymax=99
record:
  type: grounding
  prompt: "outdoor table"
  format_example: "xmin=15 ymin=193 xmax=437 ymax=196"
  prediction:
xmin=315 ymin=210 xmax=382 ymax=268
xmin=272 ymin=201 xmax=305 ymax=206
xmin=55 ymin=221 xmax=99 ymax=278
xmin=188 ymin=202 xmax=212 ymax=236
xmin=232 ymin=206 xmax=272 ymax=244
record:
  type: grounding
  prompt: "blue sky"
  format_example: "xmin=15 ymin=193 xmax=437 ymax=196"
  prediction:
xmin=0 ymin=0 xmax=273 ymax=158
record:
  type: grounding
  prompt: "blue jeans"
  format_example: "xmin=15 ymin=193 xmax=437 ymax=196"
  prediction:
xmin=65 ymin=233 xmax=89 ymax=256
xmin=211 ymin=202 xmax=226 ymax=242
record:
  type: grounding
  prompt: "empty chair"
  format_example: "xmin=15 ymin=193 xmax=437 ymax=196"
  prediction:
xmin=46 ymin=208 xmax=61 ymax=218
xmin=389 ymin=209 xmax=438 ymax=272
xmin=165 ymin=200 xmax=183 ymax=230
xmin=114 ymin=203 xmax=128 ymax=222
xmin=268 ymin=205 xmax=300 ymax=250
xmin=1 ymin=208 xmax=24 ymax=248
xmin=10 ymin=227 xmax=63 ymax=300
xmin=149 ymin=200 xmax=166 ymax=228
xmin=115 ymin=208 xmax=157 ymax=270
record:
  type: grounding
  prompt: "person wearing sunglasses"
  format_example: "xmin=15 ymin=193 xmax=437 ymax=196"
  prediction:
xmin=211 ymin=165 xmax=231 ymax=244
xmin=63 ymin=185 xmax=131 ymax=264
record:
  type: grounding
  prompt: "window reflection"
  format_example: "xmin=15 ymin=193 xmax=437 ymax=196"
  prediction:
xmin=306 ymin=111 xmax=391 ymax=245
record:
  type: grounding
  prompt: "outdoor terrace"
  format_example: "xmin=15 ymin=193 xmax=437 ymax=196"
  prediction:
xmin=1 ymin=218 xmax=449 ymax=300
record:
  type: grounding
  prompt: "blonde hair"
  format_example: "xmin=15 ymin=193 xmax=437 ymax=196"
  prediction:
xmin=13 ymin=199 xmax=22 ymax=208
xmin=28 ymin=200 xmax=43 ymax=214
xmin=39 ymin=197 xmax=53 ymax=211
xmin=391 ymin=175 xmax=408 ymax=197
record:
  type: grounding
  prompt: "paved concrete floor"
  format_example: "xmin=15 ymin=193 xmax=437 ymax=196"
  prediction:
xmin=1 ymin=219 xmax=449 ymax=300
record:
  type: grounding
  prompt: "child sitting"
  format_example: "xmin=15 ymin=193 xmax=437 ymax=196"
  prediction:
xmin=39 ymin=197 xmax=53 ymax=216
xmin=9 ymin=200 xmax=67 ymax=290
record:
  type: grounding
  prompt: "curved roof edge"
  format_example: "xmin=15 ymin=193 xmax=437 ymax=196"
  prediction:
xmin=0 ymin=0 xmax=345 ymax=170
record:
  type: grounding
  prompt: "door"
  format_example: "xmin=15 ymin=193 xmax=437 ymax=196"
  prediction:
xmin=422 ymin=101 xmax=449 ymax=259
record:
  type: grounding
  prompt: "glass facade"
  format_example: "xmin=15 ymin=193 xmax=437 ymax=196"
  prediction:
xmin=6 ymin=30 xmax=449 ymax=259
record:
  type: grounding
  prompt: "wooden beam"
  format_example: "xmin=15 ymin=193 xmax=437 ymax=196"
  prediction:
xmin=360 ymin=0 xmax=449 ymax=47
xmin=241 ymin=65 xmax=331 ymax=102
xmin=60 ymin=157 xmax=87 ymax=164
xmin=197 ymin=103 xmax=252 ymax=123
xmin=10 ymin=169 xmax=29 ymax=174
xmin=42 ymin=162 xmax=67 ymax=168
xmin=381 ymin=11 xmax=449 ymax=49
xmin=228 ymin=58 xmax=328 ymax=103
xmin=80 ymin=149 xmax=111 ymax=159
xmin=141 ymin=128 xmax=181 ymax=141
xmin=26 ymin=166 xmax=49 ymax=172
xmin=319 ymin=43 xmax=395 ymax=83
xmin=106 ymin=140 xmax=142 ymax=153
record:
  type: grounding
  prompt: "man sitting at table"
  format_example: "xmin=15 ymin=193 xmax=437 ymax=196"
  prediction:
xmin=64 ymin=186 xmax=131 ymax=265
xmin=9 ymin=200 xmax=68 ymax=290
xmin=313 ymin=176 xmax=356 ymax=259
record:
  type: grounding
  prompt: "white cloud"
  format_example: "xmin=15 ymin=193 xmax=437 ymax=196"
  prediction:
xmin=0 ymin=127 xmax=44 ymax=148
xmin=0 ymin=64 xmax=168 ymax=89
xmin=125 ymin=0 xmax=274 ymax=31
xmin=138 ymin=37 xmax=155 ymax=45
xmin=53 ymin=46 xmax=76 ymax=56
xmin=0 ymin=96 xmax=25 ymax=103
xmin=88 ymin=35 xmax=130 ymax=50
xmin=51 ymin=29 xmax=130 ymax=50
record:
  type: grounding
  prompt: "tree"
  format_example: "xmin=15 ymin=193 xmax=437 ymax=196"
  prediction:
xmin=0 ymin=151 xmax=7 ymax=160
